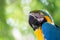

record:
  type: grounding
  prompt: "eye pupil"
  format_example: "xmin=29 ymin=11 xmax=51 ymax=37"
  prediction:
xmin=35 ymin=16 xmax=38 ymax=18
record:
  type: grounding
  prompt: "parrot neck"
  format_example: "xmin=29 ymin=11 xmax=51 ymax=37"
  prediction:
xmin=34 ymin=16 xmax=52 ymax=40
xmin=34 ymin=27 xmax=44 ymax=40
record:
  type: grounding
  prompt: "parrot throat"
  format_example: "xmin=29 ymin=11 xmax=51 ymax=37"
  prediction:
xmin=34 ymin=27 xmax=44 ymax=40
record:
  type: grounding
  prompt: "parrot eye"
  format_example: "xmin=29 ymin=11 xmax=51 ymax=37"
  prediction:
xmin=35 ymin=16 xmax=38 ymax=18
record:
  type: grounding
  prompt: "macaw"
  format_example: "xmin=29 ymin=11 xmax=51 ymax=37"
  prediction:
xmin=28 ymin=10 xmax=60 ymax=40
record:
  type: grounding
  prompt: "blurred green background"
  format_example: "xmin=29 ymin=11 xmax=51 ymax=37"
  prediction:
xmin=0 ymin=0 xmax=60 ymax=40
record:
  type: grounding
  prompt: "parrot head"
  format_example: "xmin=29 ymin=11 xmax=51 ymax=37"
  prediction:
xmin=28 ymin=10 xmax=54 ymax=40
xmin=29 ymin=10 xmax=54 ymax=28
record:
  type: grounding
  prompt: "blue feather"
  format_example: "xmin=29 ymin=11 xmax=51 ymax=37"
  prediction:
xmin=42 ymin=22 xmax=60 ymax=40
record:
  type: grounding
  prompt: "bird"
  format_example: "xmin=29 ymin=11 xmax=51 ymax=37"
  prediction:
xmin=28 ymin=10 xmax=60 ymax=40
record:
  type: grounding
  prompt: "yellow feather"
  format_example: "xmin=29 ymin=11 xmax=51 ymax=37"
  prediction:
xmin=34 ymin=27 xmax=44 ymax=40
xmin=44 ymin=16 xmax=52 ymax=23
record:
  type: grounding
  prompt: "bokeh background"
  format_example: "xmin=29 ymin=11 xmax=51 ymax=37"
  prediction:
xmin=0 ymin=0 xmax=60 ymax=40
